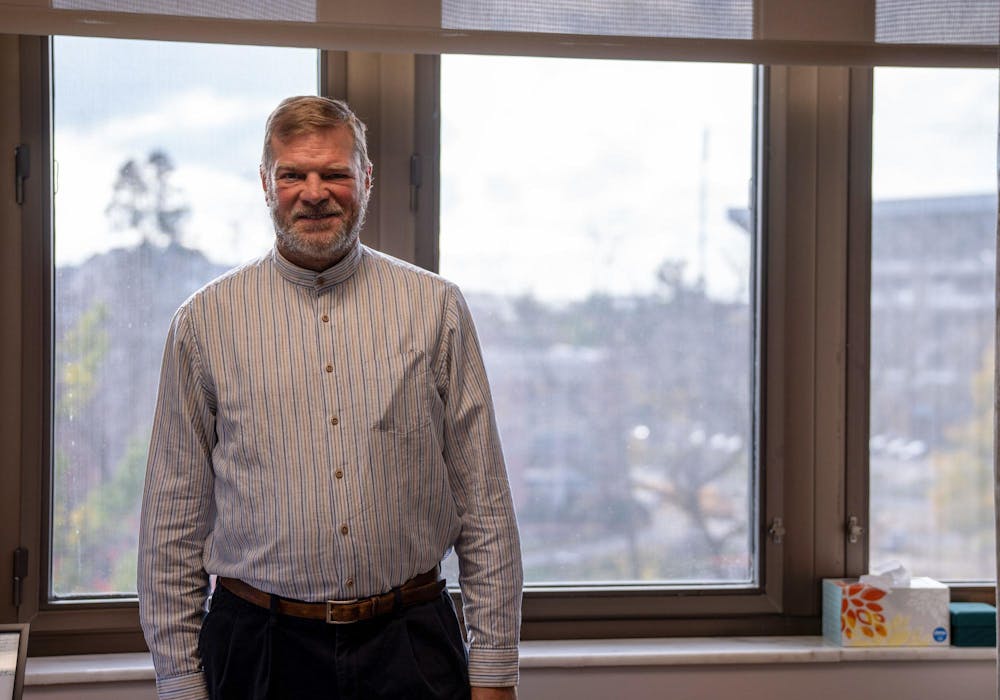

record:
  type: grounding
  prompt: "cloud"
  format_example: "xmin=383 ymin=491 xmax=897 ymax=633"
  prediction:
xmin=54 ymin=129 xmax=272 ymax=267
xmin=89 ymin=89 xmax=276 ymax=146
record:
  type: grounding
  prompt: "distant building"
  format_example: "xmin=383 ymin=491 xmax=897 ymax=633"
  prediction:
xmin=730 ymin=192 xmax=997 ymax=449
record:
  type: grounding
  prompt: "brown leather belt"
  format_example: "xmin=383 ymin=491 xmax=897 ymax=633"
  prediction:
xmin=217 ymin=566 xmax=445 ymax=624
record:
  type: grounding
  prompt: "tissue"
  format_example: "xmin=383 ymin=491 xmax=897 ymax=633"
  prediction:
xmin=859 ymin=560 xmax=911 ymax=591
xmin=822 ymin=576 xmax=950 ymax=646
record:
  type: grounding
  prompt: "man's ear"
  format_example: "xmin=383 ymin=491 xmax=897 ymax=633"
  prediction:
xmin=260 ymin=165 xmax=272 ymax=203
xmin=364 ymin=164 xmax=373 ymax=193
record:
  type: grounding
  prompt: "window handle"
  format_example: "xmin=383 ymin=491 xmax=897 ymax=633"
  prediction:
xmin=409 ymin=153 xmax=421 ymax=212
xmin=12 ymin=547 xmax=28 ymax=608
xmin=14 ymin=144 xmax=30 ymax=206
xmin=847 ymin=515 xmax=865 ymax=545
xmin=767 ymin=517 xmax=786 ymax=545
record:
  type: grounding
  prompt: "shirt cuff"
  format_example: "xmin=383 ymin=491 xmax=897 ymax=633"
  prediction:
xmin=468 ymin=646 xmax=520 ymax=687
xmin=156 ymin=671 xmax=209 ymax=700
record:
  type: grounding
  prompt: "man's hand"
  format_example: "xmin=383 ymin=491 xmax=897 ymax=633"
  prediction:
xmin=471 ymin=686 xmax=517 ymax=700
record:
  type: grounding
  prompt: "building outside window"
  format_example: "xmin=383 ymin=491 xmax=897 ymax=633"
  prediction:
xmin=868 ymin=67 xmax=999 ymax=582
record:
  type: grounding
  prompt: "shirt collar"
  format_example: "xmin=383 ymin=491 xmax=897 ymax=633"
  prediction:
xmin=271 ymin=241 xmax=363 ymax=292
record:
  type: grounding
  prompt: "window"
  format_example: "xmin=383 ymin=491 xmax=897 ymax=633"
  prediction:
xmin=438 ymin=55 xmax=757 ymax=588
xmin=868 ymin=66 xmax=999 ymax=582
xmin=50 ymin=37 xmax=318 ymax=599
xmin=5 ymin=33 xmax=996 ymax=655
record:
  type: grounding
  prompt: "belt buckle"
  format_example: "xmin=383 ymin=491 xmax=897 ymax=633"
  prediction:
xmin=326 ymin=598 xmax=360 ymax=625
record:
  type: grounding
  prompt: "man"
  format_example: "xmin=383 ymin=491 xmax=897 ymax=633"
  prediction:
xmin=138 ymin=96 xmax=522 ymax=700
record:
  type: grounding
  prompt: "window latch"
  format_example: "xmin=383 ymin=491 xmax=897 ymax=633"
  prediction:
xmin=767 ymin=517 xmax=786 ymax=545
xmin=12 ymin=547 xmax=28 ymax=608
xmin=14 ymin=144 xmax=30 ymax=206
xmin=846 ymin=515 xmax=864 ymax=545
xmin=409 ymin=153 xmax=422 ymax=213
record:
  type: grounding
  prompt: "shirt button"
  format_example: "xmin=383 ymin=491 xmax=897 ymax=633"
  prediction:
xmin=325 ymin=364 xmax=334 ymax=373
xmin=321 ymin=313 xmax=330 ymax=323
xmin=330 ymin=416 xmax=339 ymax=426
xmin=345 ymin=578 xmax=354 ymax=588
xmin=340 ymin=524 xmax=349 ymax=536
xmin=316 ymin=276 xmax=325 ymax=285
xmin=335 ymin=469 xmax=344 ymax=479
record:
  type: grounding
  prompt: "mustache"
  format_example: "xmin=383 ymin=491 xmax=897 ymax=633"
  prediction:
xmin=292 ymin=205 xmax=344 ymax=220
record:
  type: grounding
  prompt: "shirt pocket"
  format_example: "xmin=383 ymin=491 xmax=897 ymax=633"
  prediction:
xmin=363 ymin=349 xmax=433 ymax=435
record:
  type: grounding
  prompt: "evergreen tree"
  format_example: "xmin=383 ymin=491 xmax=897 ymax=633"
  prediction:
xmin=105 ymin=149 xmax=189 ymax=245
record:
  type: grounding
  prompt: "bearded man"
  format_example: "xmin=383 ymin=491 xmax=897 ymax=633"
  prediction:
xmin=138 ymin=96 xmax=522 ymax=700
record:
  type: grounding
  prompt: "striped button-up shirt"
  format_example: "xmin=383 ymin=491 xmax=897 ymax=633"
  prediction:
xmin=138 ymin=242 xmax=523 ymax=699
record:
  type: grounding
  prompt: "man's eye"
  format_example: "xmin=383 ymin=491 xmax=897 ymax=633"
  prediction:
xmin=278 ymin=173 xmax=300 ymax=181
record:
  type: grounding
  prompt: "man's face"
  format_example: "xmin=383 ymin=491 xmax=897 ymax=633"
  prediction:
xmin=262 ymin=125 xmax=371 ymax=271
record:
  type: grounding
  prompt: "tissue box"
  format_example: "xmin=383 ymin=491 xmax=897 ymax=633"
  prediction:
xmin=949 ymin=602 xmax=996 ymax=647
xmin=822 ymin=577 xmax=950 ymax=646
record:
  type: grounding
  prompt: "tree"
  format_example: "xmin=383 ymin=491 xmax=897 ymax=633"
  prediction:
xmin=480 ymin=257 xmax=752 ymax=583
xmin=52 ymin=302 xmax=111 ymax=594
xmin=51 ymin=150 xmax=204 ymax=595
xmin=105 ymin=149 xmax=189 ymax=245
xmin=53 ymin=434 xmax=150 ymax=594
xmin=55 ymin=302 xmax=109 ymax=421
xmin=931 ymin=347 xmax=995 ymax=569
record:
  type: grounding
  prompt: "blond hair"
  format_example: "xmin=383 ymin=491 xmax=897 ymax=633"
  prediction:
xmin=261 ymin=96 xmax=370 ymax=175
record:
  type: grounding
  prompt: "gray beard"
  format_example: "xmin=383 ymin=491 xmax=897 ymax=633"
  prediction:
xmin=270 ymin=197 xmax=368 ymax=268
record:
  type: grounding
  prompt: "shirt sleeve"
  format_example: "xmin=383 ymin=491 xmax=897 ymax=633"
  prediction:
xmin=155 ymin=673 xmax=209 ymax=700
xmin=137 ymin=304 xmax=216 ymax=698
xmin=435 ymin=285 xmax=523 ymax=688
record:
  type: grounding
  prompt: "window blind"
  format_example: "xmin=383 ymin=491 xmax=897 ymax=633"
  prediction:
xmin=441 ymin=0 xmax=753 ymax=40
xmin=52 ymin=0 xmax=316 ymax=22
xmin=876 ymin=0 xmax=999 ymax=46
xmin=1 ymin=0 xmax=996 ymax=66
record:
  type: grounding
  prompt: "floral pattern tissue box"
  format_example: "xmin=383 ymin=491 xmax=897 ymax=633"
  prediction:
xmin=822 ymin=577 xmax=950 ymax=646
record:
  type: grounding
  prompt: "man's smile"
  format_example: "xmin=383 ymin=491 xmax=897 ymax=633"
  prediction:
xmin=295 ymin=210 xmax=341 ymax=221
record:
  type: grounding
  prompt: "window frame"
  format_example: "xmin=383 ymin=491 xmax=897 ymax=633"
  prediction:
xmin=2 ymin=34 xmax=995 ymax=656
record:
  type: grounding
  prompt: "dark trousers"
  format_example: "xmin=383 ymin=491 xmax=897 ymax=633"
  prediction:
xmin=199 ymin=582 xmax=471 ymax=700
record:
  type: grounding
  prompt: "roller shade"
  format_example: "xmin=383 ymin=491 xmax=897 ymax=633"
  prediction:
xmin=52 ymin=0 xmax=317 ymax=21
xmin=441 ymin=0 xmax=753 ymax=39
xmin=1 ymin=0 xmax=996 ymax=65
xmin=875 ymin=0 xmax=999 ymax=45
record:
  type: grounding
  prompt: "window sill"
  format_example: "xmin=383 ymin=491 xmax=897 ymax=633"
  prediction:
xmin=518 ymin=636 xmax=996 ymax=667
xmin=27 ymin=652 xmax=155 ymax=686
xmin=25 ymin=636 xmax=996 ymax=685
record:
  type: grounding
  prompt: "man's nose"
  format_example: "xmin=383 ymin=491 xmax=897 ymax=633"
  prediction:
xmin=300 ymin=174 xmax=329 ymax=204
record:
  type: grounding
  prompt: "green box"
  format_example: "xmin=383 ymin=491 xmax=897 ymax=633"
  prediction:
xmin=949 ymin=602 xmax=996 ymax=647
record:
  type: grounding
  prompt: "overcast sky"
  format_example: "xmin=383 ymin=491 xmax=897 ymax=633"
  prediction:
xmin=52 ymin=37 xmax=998 ymax=304
xmin=53 ymin=37 xmax=317 ymax=267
